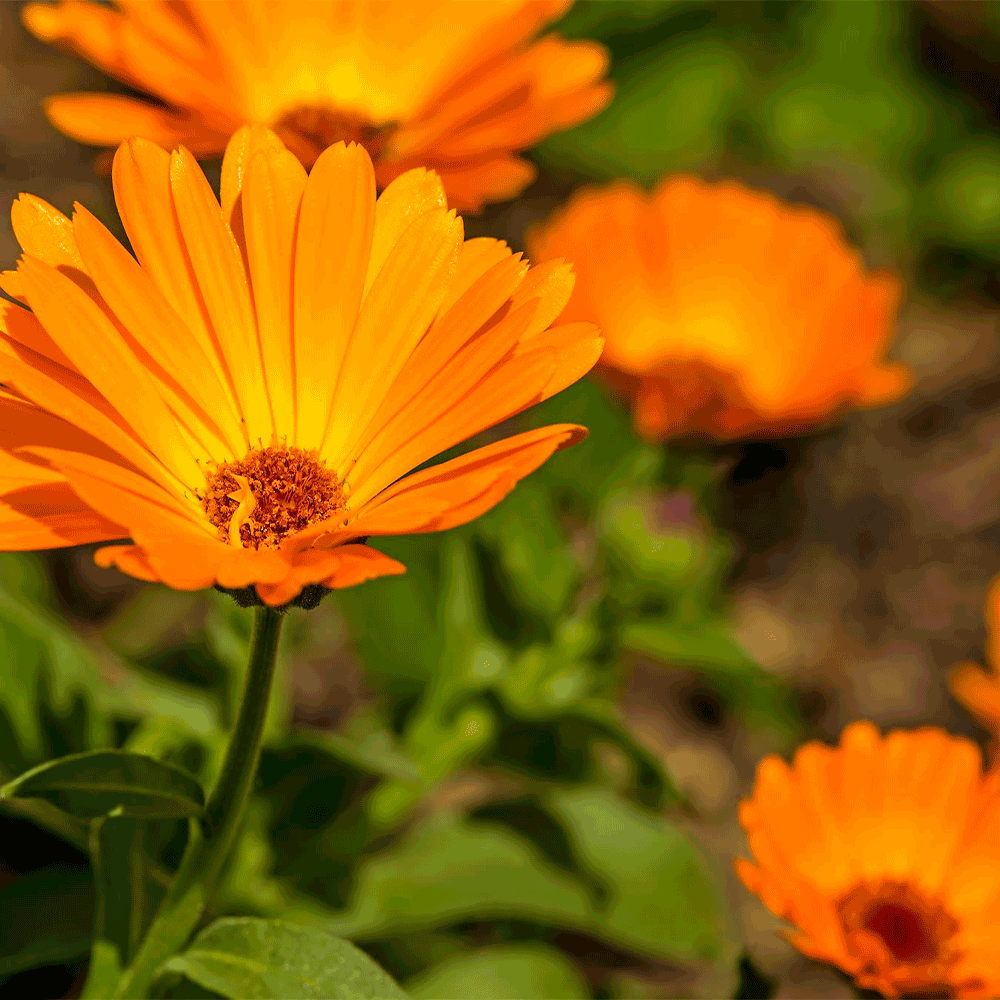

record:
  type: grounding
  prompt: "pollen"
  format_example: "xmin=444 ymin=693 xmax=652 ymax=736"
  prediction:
xmin=202 ymin=445 xmax=345 ymax=549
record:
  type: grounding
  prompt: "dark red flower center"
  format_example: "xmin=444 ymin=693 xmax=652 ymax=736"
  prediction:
xmin=202 ymin=445 xmax=344 ymax=549
xmin=863 ymin=901 xmax=935 ymax=963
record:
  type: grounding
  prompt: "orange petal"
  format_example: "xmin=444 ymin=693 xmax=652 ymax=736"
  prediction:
xmin=25 ymin=447 xmax=209 ymax=536
xmin=351 ymin=344 xmax=558 ymax=506
xmin=112 ymin=138 xmax=243 ymax=432
xmin=346 ymin=298 xmax=537 ymax=506
xmin=352 ymin=422 xmax=585 ymax=537
xmin=364 ymin=167 xmax=447 ymax=300
xmin=242 ymin=141 xmax=307 ymax=438
xmin=10 ymin=193 xmax=85 ymax=272
xmin=255 ymin=544 xmax=406 ymax=606
xmin=71 ymin=202 xmax=242 ymax=459
xmin=324 ymin=206 xmax=464 ymax=468
xmin=170 ymin=146 xmax=271 ymax=443
xmin=17 ymin=254 xmax=204 ymax=489
xmin=293 ymin=141 xmax=375 ymax=449
xmin=949 ymin=661 xmax=1000 ymax=736
xmin=0 ymin=482 xmax=124 ymax=550
xmin=43 ymin=93 xmax=200 ymax=150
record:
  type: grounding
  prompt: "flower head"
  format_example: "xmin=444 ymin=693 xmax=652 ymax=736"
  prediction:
xmin=525 ymin=177 xmax=912 ymax=441
xmin=737 ymin=721 xmax=1000 ymax=998
xmin=0 ymin=127 xmax=602 ymax=606
xmin=22 ymin=0 xmax=612 ymax=211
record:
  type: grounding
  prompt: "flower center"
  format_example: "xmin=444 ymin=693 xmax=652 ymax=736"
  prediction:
xmin=272 ymin=105 xmax=394 ymax=169
xmin=202 ymin=445 xmax=345 ymax=549
xmin=863 ymin=901 xmax=935 ymax=963
xmin=836 ymin=880 xmax=960 ymax=988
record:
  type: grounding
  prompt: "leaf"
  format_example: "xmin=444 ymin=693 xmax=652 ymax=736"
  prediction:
xmin=324 ymin=806 xmax=713 ymax=964
xmin=544 ymin=787 xmax=726 ymax=965
xmin=406 ymin=944 xmax=588 ymax=1000
xmin=0 ymin=864 xmax=93 ymax=977
xmin=155 ymin=918 xmax=409 ymax=999
xmin=1 ymin=750 xmax=205 ymax=819
xmin=89 ymin=818 xmax=155 ymax=970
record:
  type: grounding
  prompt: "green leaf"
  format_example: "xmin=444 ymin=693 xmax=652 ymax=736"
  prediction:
xmin=1 ymin=750 xmax=205 ymax=819
xmin=325 ymin=802 xmax=716 ymax=964
xmin=406 ymin=944 xmax=588 ymax=1000
xmin=155 ymin=918 xmax=409 ymax=999
xmin=544 ymin=787 xmax=726 ymax=965
xmin=0 ymin=864 xmax=93 ymax=977
xmin=89 ymin=818 xmax=156 ymax=970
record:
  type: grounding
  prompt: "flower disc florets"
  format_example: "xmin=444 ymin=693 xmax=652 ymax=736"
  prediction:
xmin=203 ymin=445 xmax=345 ymax=549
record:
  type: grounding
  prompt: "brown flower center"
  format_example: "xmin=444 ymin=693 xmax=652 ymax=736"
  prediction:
xmin=202 ymin=445 xmax=345 ymax=549
xmin=272 ymin=105 xmax=394 ymax=169
xmin=836 ymin=880 xmax=961 ymax=996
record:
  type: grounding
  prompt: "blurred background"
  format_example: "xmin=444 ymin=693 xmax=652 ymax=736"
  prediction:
xmin=3 ymin=2 xmax=1000 ymax=998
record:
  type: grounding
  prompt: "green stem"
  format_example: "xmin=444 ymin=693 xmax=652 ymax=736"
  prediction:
xmin=111 ymin=606 xmax=284 ymax=1000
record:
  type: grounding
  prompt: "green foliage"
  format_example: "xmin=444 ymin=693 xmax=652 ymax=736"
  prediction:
xmin=327 ymin=787 xmax=724 ymax=968
xmin=155 ymin=918 xmax=409 ymax=999
xmin=405 ymin=943 xmax=588 ymax=1000
xmin=1 ymin=750 xmax=205 ymax=820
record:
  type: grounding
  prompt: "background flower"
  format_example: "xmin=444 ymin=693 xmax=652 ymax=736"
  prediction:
xmin=21 ymin=0 xmax=612 ymax=210
xmin=526 ymin=176 xmax=912 ymax=441
xmin=737 ymin=721 xmax=1000 ymax=999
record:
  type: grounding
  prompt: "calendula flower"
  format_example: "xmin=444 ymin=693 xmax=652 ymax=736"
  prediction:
xmin=21 ymin=0 xmax=612 ymax=212
xmin=0 ymin=127 xmax=601 ymax=606
xmin=949 ymin=576 xmax=1000 ymax=757
xmin=525 ymin=177 xmax=912 ymax=441
xmin=736 ymin=721 xmax=1000 ymax=999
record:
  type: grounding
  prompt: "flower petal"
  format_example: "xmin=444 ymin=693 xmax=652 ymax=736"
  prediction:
xmin=17 ymin=254 xmax=205 ymax=489
xmin=255 ymin=544 xmax=406 ymax=606
xmin=0 ymin=483 xmax=124 ymax=550
xmin=293 ymin=141 xmax=375 ymax=449
xmin=242 ymin=141 xmax=307 ymax=438
xmin=324 ymin=206 xmax=463 ymax=469
xmin=112 ymin=138 xmax=244 ymax=433
xmin=364 ymin=167 xmax=447 ymax=300
xmin=170 ymin=146 xmax=272 ymax=443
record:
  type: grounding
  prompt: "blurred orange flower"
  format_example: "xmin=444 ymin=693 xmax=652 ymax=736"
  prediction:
xmin=949 ymin=576 xmax=1000 ymax=754
xmin=21 ymin=0 xmax=611 ymax=211
xmin=526 ymin=177 xmax=912 ymax=441
xmin=0 ymin=127 xmax=601 ymax=606
xmin=737 ymin=721 xmax=1000 ymax=999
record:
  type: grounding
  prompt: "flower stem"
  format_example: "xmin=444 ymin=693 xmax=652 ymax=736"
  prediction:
xmin=112 ymin=606 xmax=285 ymax=1000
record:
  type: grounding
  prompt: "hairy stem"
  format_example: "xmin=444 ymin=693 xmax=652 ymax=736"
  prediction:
xmin=111 ymin=606 xmax=284 ymax=999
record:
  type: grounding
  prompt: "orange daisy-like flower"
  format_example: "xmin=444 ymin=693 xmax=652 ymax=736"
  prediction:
xmin=525 ymin=177 xmax=912 ymax=441
xmin=949 ymin=576 xmax=1000 ymax=756
xmin=21 ymin=0 xmax=612 ymax=212
xmin=736 ymin=721 xmax=1000 ymax=998
xmin=0 ymin=127 xmax=601 ymax=606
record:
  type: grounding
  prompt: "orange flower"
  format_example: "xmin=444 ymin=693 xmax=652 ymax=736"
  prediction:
xmin=0 ymin=127 xmax=602 ymax=606
xmin=21 ymin=0 xmax=612 ymax=212
xmin=949 ymin=576 xmax=1000 ymax=753
xmin=736 ymin=721 xmax=1000 ymax=998
xmin=525 ymin=177 xmax=911 ymax=441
